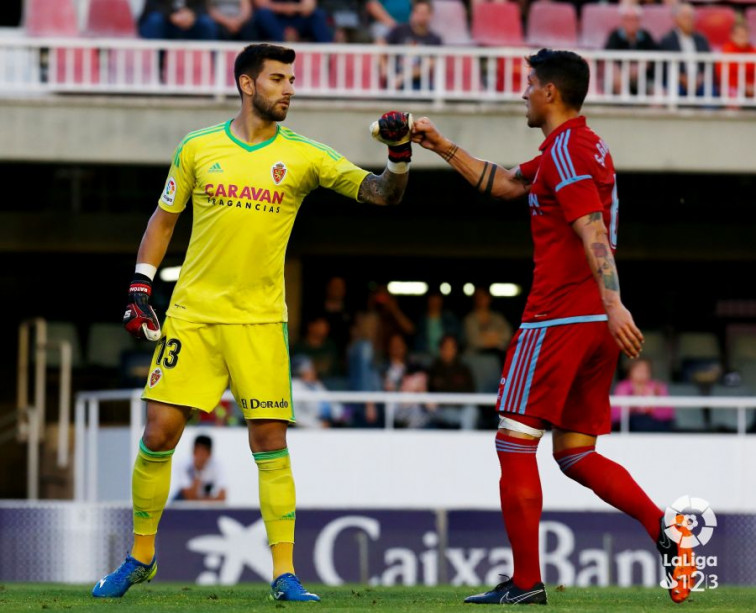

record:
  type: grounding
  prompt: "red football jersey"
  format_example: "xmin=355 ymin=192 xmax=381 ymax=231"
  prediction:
xmin=518 ymin=116 xmax=618 ymax=324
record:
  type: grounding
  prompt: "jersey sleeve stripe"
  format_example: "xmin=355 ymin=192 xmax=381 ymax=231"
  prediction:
xmin=561 ymin=129 xmax=579 ymax=177
xmin=555 ymin=174 xmax=592 ymax=192
xmin=551 ymin=133 xmax=570 ymax=183
xmin=279 ymin=129 xmax=340 ymax=160
xmin=173 ymin=124 xmax=225 ymax=166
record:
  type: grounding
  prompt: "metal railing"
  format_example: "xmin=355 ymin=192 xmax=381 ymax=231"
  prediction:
xmin=2 ymin=37 xmax=756 ymax=108
xmin=16 ymin=319 xmax=73 ymax=500
xmin=73 ymin=388 xmax=756 ymax=501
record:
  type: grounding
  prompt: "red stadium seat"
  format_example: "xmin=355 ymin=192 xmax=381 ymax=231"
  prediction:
xmin=472 ymin=2 xmax=524 ymax=47
xmin=49 ymin=47 xmax=100 ymax=85
xmin=748 ymin=8 xmax=756 ymax=46
xmin=107 ymin=49 xmax=159 ymax=87
xmin=445 ymin=55 xmax=480 ymax=93
xmin=580 ymin=4 xmax=621 ymax=50
xmin=85 ymin=0 xmax=137 ymax=37
xmin=494 ymin=55 xmax=526 ymax=93
xmin=526 ymin=1 xmax=578 ymax=49
xmin=329 ymin=53 xmax=378 ymax=91
xmin=25 ymin=0 xmax=79 ymax=37
xmin=294 ymin=51 xmax=327 ymax=92
xmin=430 ymin=0 xmax=473 ymax=46
xmin=164 ymin=50 xmax=215 ymax=88
xmin=640 ymin=5 xmax=675 ymax=44
xmin=695 ymin=6 xmax=736 ymax=51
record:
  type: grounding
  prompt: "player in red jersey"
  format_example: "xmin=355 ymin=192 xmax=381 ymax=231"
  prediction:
xmin=412 ymin=49 xmax=694 ymax=605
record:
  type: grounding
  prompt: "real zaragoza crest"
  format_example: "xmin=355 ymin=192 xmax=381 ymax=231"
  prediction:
xmin=271 ymin=162 xmax=287 ymax=185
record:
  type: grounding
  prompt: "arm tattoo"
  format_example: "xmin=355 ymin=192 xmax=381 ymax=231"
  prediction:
xmin=591 ymin=242 xmax=620 ymax=291
xmin=443 ymin=143 xmax=459 ymax=162
xmin=358 ymin=170 xmax=408 ymax=205
xmin=484 ymin=165 xmax=497 ymax=198
xmin=474 ymin=162 xmax=490 ymax=191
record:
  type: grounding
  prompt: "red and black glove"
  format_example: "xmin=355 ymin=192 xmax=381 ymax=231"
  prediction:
xmin=370 ymin=111 xmax=414 ymax=164
xmin=123 ymin=273 xmax=162 ymax=341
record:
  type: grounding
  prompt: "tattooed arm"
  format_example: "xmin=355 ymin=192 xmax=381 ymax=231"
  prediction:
xmin=573 ymin=212 xmax=644 ymax=359
xmin=357 ymin=168 xmax=409 ymax=206
xmin=410 ymin=116 xmax=529 ymax=200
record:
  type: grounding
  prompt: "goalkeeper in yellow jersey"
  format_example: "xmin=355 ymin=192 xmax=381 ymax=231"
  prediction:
xmin=92 ymin=43 xmax=412 ymax=601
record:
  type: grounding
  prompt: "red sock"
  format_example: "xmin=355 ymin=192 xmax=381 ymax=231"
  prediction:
xmin=495 ymin=432 xmax=542 ymax=590
xmin=554 ymin=446 xmax=662 ymax=540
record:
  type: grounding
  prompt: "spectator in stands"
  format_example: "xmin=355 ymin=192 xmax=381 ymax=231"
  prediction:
xmin=320 ymin=0 xmax=368 ymax=42
xmin=717 ymin=22 xmax=756 ymax=99
xmin=463 ymin=286 xmax=512 ymax=363
xmin=208 ymin=0 xmax=257 ymax=40
xmin=174 ymin=435 xmax=227 ymax=502
xmin=253 ymin=0 xmax=333 ymax=42
xmin=380 ymin=0 xmax=442 ymax=91
xmin=367 ymin=0 xmax=412 ymax=42
xmin=346 ymin=312 xmax=382 ymax=426
xmin=659 ymin=3 xmax=712 ymax=97
xmin=414 ymin=291 xmax=461 ymax=357
xmin=138 ymin=0 xmax=218 ymax=40
xmin=366 ymin=284 xmax=416 ymax=357
xmin=604 ymin=3 xmax=658 ymax=95
xmin=290 ymin=355 xmax=344 ymax=427
xmin=322 ymin=276 xmax=352 ymax=358
xmin=383 ymin=332 xmax=431 ymax=427
xmin=611 ymin=358 xmax=675 ymax=432
xmin=291 ymin=313 xmax=341 ymax=378
xmin=428 ymin=335 xmax=478 ymax=429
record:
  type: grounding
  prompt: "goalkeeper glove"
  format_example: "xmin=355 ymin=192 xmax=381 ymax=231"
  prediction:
xmin=370 ymin=111 xmax=414 ymax=164
xmin=123 ymin=273 xmax=162 ymax=341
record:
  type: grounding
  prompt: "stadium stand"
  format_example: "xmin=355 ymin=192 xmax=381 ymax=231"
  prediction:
xmin=430 ymin=0 xmax=473 ymax=46
xmin=471 ymin=1 xmax=524 ymax=47
xmin=668 ymin=382 xmax=707 ymax=431
xmin=42 ymin=321 xmax=84 ymax=369
xmin=748 ymin=8 xmax=756 ymax=46
xmin=84 ymin=0 xmax=137 ymax=37
xmin=86 ymin=323 xmax=138 ymax=369
xmin=580 ymin=3 xmax=621 ymax=50
xmin=164 ymin=48 xmax=214 ymax=87
xmin=525 ymin=1 xmax=579 ymax=49
xmin=695 ymin=6 xmax=737 ymax=51
xmin=710 ymin=383 xmax=756 ymax=431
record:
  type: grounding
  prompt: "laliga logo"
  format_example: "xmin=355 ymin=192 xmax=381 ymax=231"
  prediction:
xmin=663 ymin=495 xmax=717 ymax=548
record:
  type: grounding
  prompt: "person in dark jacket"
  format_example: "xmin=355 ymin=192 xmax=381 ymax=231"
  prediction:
xmin=659 ymin=3 xmax=713 ymax=97
xmin=139 ymin=0 xmax=218 ymax=40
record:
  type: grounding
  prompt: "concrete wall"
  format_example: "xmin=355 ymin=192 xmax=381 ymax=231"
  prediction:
xmin=2 ymin=96 xmax=755 ymax=172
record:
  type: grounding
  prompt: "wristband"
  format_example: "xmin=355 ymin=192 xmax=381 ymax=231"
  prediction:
xmin=135 ymin=263 xmax=157 ymax=281
xmin=387 ymin=160 xmax=410 ymax=174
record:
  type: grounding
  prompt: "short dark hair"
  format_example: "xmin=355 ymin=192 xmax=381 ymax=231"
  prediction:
xmin=413 ymin=0 xmax=434 ymax=11
xmin=234 ymin=44 xmax=296 ymax=97
xmin=526 ymin=49 xmax=590 ymax=110
xmin=194 ymin=435 xmax=212 ymax=451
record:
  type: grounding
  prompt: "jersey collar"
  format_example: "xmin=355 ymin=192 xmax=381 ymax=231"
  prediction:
xmin=224 ymin=120 xmax=280 ymax=152
xmin=538 ymin=116 xmax=586 ymax=152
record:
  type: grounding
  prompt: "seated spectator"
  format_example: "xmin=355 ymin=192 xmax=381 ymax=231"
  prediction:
xmin=611 ymin=358 xmax=675 ymax=432
xmin=174 ymin=435 xmax=227 ymax=502
xmin=291 ymin=314 xmax=341 ymax=378
xmin=322 ymin=276 xmax=352 ymax=358
xmin=366 ymin=0 xmax=412 ymax=42
xmin=383 ymin=332 xmax=428 ymax=428
xmin=254 ymin=0 xmax=333 ymax=42
xmin=414 ymin=291 xmax=461 ymax=357
xmin=380 ymin=0 xmax=442 ymax=91
xmin=659 ymin=3 xmax=712 ymax=97
xmin=428 ymin=335 xmax=478 ymax=429
xmin=319 ymin=0 xmax=369 ymax=42
xmin=463 ymin=287 xmax=512 ymax=362
xmin=208 ymin=0 xmax=257 ymax=40
xmin=366 ymin=284 xmax=416 ymax=358
xmin=716 ymin=22 xmax=756 ymax=99
xmin=291 ymin=355 xmax=344 ymax=427
xmin=604 ymin=3 xmax=658 ymax=95
xmin=139 ymin=0 xmax=218 ymax=40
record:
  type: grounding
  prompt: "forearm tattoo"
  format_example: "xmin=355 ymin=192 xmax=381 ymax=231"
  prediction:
xmin=443 ymin=143 xmax=459 ymax=162
xmin=358 ymin=171 xmax=408 ymax=205
xmin=584 ymin=213 xmax=619 ymax=291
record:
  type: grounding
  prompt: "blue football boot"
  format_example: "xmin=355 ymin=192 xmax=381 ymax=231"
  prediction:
xmin=92 ymin=554 xmax=157 ymax=598
xmin=270 ymin=573 xmax=321 ymax=602
xmin=465 ymin=576 xmax=547 ymax=605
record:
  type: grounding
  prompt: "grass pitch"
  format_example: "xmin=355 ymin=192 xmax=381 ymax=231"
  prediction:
xmin=0 ymin=583 xmax=753 ymax=612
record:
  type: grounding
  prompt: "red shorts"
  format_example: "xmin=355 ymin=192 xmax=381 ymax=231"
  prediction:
xmin=496 ymin=318 xmax=620 ymax=435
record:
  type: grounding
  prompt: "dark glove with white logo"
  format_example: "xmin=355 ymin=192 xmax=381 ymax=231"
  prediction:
xmin=370 ymin=111 xmax=414 ymax=164
xmin=123 ymin=273 xmax=162 ymax=341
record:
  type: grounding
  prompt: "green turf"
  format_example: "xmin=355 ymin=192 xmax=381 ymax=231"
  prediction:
xmin=0 ymin=584 xmax=753 ymax=612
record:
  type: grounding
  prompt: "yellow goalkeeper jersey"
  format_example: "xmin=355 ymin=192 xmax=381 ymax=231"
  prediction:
xmin=158 ymin=120 xmax=370 ymax=324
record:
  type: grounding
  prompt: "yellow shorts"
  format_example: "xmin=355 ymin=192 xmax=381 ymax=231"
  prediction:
xmin=142 ymin=317 xmax=295 ymax=422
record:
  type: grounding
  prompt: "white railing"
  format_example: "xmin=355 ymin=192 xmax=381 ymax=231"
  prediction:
xmin=2 ymin=37 xmax=756 ymax=108
xmin=73 ymin=388 xmax=756 ymax=501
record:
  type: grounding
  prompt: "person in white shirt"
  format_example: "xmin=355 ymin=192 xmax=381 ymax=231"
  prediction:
xmin=175 ymin=434 xmax=227 ymax=501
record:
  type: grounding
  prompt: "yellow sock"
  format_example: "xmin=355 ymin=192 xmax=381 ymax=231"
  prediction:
xmin=253 ymin=448 xmax=296 ymax=577
xmin=131 ymin=439 xmax=174 ymax=563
